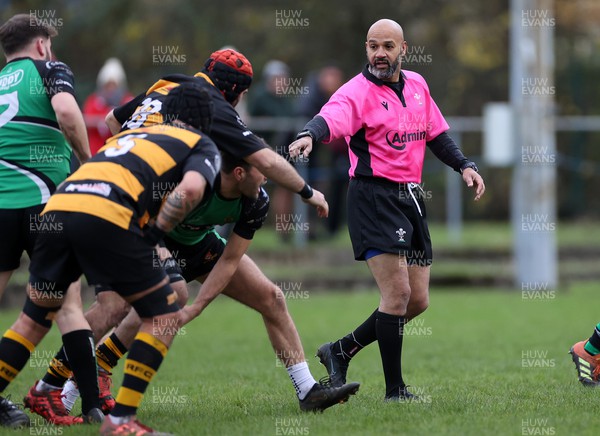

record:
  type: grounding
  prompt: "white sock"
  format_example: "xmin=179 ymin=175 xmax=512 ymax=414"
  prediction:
xmin=35 ymin=380 xmax=61 ymax=393
xmin=61 ymin=379 xmax=80 ymax=413
xmin=287 ymin=361 xmax=317 ymax=400
xmin=109 ymin=414 xmax=133 ymax=425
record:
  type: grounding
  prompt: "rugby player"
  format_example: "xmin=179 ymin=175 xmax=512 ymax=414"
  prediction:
xmin=0 ymin=13 xmax=91 ymax=427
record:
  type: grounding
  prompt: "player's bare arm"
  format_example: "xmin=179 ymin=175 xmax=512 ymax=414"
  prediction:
xmin=104 ymin=109 xmax=121 ymax=136
xmin=181 ymin=232 xmax=252 ymax=324
xmin=244 ymin=147 xmax=329 ymax=216
xmin=51 ymin=92 xmax=91 ymax=163
xmin=154 ymin=171 xmax=207 ymax=233
xmin=245 ymin=147 xmax=305 ymax=191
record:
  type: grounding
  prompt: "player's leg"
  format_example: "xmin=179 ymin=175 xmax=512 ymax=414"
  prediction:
xmin=217 ymin=254 xmax=360 ymax=411
xmin=24 ymin=279 xmax=103 ymax=424
xmin=370 ymin=185 xmax=432 ymax=401
xmin=85 ymin=290 xmax=131 ymax=343
xmin=366 ymin=253 xmax=413 ymax=400
xmin=53 ymin=279 xmax=101 ymax=419
xmin=95 ymin=248 xmax=188 ymax=375
xmin=570 ymin=322 xmax=600 ymax=386
xmin=27 ymin=288 xmax=128 ymax=419
xmin=317 ymin=179 xmax=420 ymax=399
xmin=222 ymin=255 xmax=304 ymax=363
xmin=0 ymin=280 xmax=57 ymax=428
xmin=0 ymin=207 xmax=46 ymax=426
xmin=320 ymin=252 xmax=413 ymax=399
xmin=405 ymin=265 xmax=431 ymax=321
xmin=45 ymin=245 xmax=182 ymax=414
xmin=70 ymin=216 xmax=183 ymax=434
xmin=63 ymin=250 xmax=188 ymax=416
xmin=100 ymin=277 xmax=182 ymax=434
xmin=0 ymin=271 xmax=14 ymax=302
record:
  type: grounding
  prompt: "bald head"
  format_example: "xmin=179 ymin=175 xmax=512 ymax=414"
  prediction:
xmin=367 ymin=19 xmax=404 ymax=42
xmin=365 ymin=19 xmax=407 ymax=81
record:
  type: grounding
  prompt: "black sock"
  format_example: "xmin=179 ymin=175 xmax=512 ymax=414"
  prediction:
xmin=63 ymin=330 xmax=100 ymax=414
xmin=376 ymin=311 xmax=405 ymax=397
xmin=337 ymin=309 xmax=378 ymax=360
xmin=42 ymin=347 xmax=72 ymax=387
xmin=96 ymin=333 xmax=129 ymax=372
xmin=0 ymin=330 xmax=34 ymax=392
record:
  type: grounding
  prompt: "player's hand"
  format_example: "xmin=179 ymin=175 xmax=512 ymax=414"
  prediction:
xmin=303 ymin=188 xmax=329 ymax=218
xmin=288 ymin=137 xmax=313 ymax=158
xmin=462 ymin=168 xmax=485 ymax=201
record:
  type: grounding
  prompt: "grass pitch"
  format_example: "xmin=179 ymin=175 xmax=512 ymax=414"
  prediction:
xmin=1 ymin=281 xmax=600 ymax=435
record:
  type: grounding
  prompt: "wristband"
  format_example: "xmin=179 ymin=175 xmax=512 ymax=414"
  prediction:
xmin=144 ymin=225 xmax=166 ymax=246
xmin=460 ymin=162 xmax=479 ymax=174
xmin=298 ymin=183 xmax=314 ymax=199
xmin=296 ymin=130 xmax=315 ymax=142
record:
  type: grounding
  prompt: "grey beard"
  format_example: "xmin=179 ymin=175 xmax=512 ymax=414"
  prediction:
xmin=367 ymin=56 xmax=401 ymax=80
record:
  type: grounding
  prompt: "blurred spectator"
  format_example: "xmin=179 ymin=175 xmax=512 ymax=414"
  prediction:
xmin=248 ymin=60 xmax=297 ymax=241
xmin=297 ymin=64 xmax=347 ymax=236
xmin=83 ymin=58 xmax=132 ymax=155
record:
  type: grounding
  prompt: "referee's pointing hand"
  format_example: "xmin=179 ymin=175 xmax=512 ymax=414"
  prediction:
xmin=289 ymin=136 xmax=313 ymax=159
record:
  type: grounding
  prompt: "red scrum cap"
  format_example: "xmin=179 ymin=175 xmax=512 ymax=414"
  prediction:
xmin=202 ymin=49 xmax=253 ymax=104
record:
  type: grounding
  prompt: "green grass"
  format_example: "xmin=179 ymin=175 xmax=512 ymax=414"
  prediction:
xmin=1 ymin=282 xmax=600 ymax=435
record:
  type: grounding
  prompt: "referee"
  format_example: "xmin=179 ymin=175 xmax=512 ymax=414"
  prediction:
xmin=289 ymin=19 xmax=485 ymax=401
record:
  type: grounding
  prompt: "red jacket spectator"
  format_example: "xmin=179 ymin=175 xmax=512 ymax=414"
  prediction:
xmin=83 ymin=58 xmax=132 ymax=155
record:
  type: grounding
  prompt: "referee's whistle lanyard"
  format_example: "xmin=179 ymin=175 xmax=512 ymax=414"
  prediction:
xmin=407 ymin=183 xmax=423 ymax=217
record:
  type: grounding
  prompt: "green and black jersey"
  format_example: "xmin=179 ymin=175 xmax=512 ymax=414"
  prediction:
xmin=168 ymin=175 xmax=270 ymax=245
xmin=0 ymin=57 xmax=75 ymax=208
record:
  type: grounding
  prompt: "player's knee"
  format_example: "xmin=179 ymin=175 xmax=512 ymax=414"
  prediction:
xmin=23 ymin=296 xmax=61 ymax=328
xmin=259 ymin=284 xmax=288 ymax=318
xmin=410 ymin=296 xmax=429 ymax=317
xmin=97 ymin=294 xmax=131 ymax=326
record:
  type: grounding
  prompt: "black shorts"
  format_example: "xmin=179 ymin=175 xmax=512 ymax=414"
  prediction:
xmin=164 ymin=229 xmax=226 ymax=282
xmin=0 ymin=204 xmax=46 ymax=271
xmin=347 ymin=177 xmax=433 ymax=266
xmin=29 ymin=212 xmax=166 ymax=295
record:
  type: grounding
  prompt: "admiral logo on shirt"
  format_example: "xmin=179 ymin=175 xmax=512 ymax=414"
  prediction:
xmin=386 ymin=129 xmax=426 ymax=151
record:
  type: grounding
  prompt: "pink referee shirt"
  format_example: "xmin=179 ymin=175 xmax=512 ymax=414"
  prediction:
xmin=318 ymin=66 xmax=449 ymax=184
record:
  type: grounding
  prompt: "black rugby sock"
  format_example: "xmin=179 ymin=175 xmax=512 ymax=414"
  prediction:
xmin=96 ymin=333 xmax=129 ymax=372
xmin=376 ymin=311 xmax=406 ymax=397
xmin=337 ymin=309 xmax=378 ymax=360
xmin=42 ymin=346 xmax=72 ymax=388
xmin=63 ymin=329 xmax=100 ymax=414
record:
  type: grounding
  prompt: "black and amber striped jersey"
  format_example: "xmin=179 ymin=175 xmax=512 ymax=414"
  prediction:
xmin=43 ymin=123 xmax=220 ymax=233
xmin=113 ymin=73 xmax=267 ymax=160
